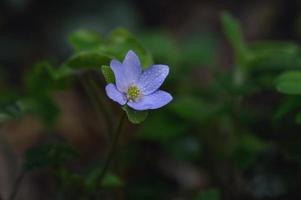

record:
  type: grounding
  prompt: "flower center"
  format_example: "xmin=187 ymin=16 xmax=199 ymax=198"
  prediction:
xmin=127 ymin=85 xmax=141 ymax=102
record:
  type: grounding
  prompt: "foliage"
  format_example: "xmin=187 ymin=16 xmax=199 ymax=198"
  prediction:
xmin=1 ymin=10 xmax=301 ymax=200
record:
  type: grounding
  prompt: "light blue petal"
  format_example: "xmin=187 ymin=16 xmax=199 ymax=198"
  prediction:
xmin=110 ymin=50 xmax=142 ymax=92
xmin=127 ymin=90 xmax=172 ymax=111
xmin=137 ymin=64 xmax=169 ymax=95
xmin=123 ymin=50 xmax=142 ymax=83
xmin=105 ymin=83 xmax=127 ymax=105
xmin=110 ymin=59 xmax=128 ymax=92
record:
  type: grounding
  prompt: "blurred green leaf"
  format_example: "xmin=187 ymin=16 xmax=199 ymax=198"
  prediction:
xmin=195 ymin=189 xmax=220 ymax=200
xmin=248 ymin=41 xmax=301 ymax=72
xmin=170 ymin=95 xmax=218 ymax=124
xmin=101 ymin=65 xmax=115 ymax=83
xmin=0 ymin=113 xmax=12 ymax=123
xmin=221 ymin=12 xmax=248 ymax=65
xmin=69 ymin=29 xmax=103 ymax=52
xmin=106 ymin=28 xmax=153 ymax=68
xmin=138 ymin=113 xmax=186 ymax=142
xmin=46 ymin=64 xmax=74 ymax=80
xmin=25 ymin=62 xmax=56 ymax=96
xmin=0 ymin=100 xmax=25 ymax=123
xmin=102 ymin=173 xmax=123 ymax=187
xmin=232 ymin=133 xmax=265 ymax=170
xmin=65 ymin=51 xmax=112 ymax=70
xmin=24 ymin=144 xmax=78 ymax=171
xmin=295 ymin=112 xmax=301 ymax=124
xmin=138 ymin=31 xmax=180 ymax=65
xmin=276 ymin=71 xmax=301 ymax=94
xmin=181 ymin=33 xmax=218 ymax=66
xmin=122 ymin=105 xmax=148 ymax=124
xmin=274 ymin=96 xmax=301 ymax=120
xmin=22 ymin=97 xmax=59 ymax=126
xmin=85 ymin=170 xmax=123 ymax=190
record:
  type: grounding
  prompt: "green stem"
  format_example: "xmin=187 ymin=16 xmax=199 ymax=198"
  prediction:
xmin=9 ymin=168 xmax=25 ymax=200
xmin=97 ymin=112 xmax=126 ymax=188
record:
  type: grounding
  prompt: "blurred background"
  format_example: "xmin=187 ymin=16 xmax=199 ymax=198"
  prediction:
xmin=1 ymin=0 xmax=301 ymax=199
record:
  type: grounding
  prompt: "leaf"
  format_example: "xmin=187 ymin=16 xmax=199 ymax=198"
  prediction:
xmin=85 ymin=170 xmax=123 ymax=190
xmin=295 ymin=112 xmax=301 ymax=124
xmin=138 ymin=31 xmax=180 ymax=65
xmin=65 ymin=51 xmax=112 ymax=70
xmin=274 ymin=96 xmax=301 ymax=120
xmin=232 ymin=133 xmax=265 ymax=170
xmin=46 ymin=64 xmax=74 ymax=80
xmin=69 ymin=29 xmax=103 ymax=52
xmin=195 ymin=189 xmax=220 ymax=200
xmin=221 ymin=12 xmax=248 ymax=65
xmin=138 ymin=113 xmax=186 ymax=142
xmin=24 ymin=144 xmax=78 ymax=171
xmin=0 ymin=99 xmax=26 ymax=123
xmin=102 ymin=173 xmax=123 ymax=187
xmin=248 ymin=41 xmax=301 ymax=72
xmin=25 ymin=62 xmax=56 ymax=96
xmin=106 ymin=28 xmax=153 ymax=68
xmin=19 ymin=96 xmax=59 ymax=126
xmin=101 ymin=65 xmax=115 ymax=83
xmin=276 ymin=71 xmax=301 ymax=94
xmin=181 ymin=32 xmax=218 ymax=66
xmin=0 ymin=113 xmax=12 ymax=123
xmin=122 ymin=105 xmax=148 ymax=124
xmin=170 ymin=95 xmax=219 ymax=124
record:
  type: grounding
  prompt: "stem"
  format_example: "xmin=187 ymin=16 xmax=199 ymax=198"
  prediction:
xmin=86 ymin=76 xmax=114 ymax=136
xmin=97 ymin=112 xmax=126 ymax=188
xmin=9 ymin=168 xmax=25 ymax=200
xmin=80 ymin=76 xmax=113 ymax=139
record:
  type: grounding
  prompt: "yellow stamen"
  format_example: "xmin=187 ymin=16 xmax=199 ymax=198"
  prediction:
xmin=127 ymin=85 xmax=141 ymax=102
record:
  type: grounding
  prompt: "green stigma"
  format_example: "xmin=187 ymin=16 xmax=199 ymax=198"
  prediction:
xmin=127 ymin=85 xmax=141 ymax=102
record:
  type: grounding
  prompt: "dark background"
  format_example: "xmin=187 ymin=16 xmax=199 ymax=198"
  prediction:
xmin=1 ymin=0 xmax=301 ymax=200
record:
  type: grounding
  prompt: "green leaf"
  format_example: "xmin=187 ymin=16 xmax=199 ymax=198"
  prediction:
xmin=17 ymin=96 xmax=59 ymax=126
xmin=65 ymin=51 xmax=112 ymax=70
xmin=138 ymin=113 xmax=186 ymax=142
xmin=274 ymin=96 xmax=301 ymax=120
xmin=122 ymin=105 xmax=148 ymax=124
xmin=232 ymin=133 xmax=265 ymax=170
xmin=106 ymin=28 xmax=153 ymax=68
xmin=295 ymin=112 xmax=301 ymax=124
xmin=69 ymin=29 xmax=103 ymax=52
xmin=46 ymin=64 xmax=74 ymax=80
xmin=0 ymin=113 xmax=12 ymax=123
xmin=25 ymin=62 xmax=56 ymax=96
xmin=170 ymin=95 xmax=219 ymax=124
xmin=248 ymin=41 xmax=301 ymax=72
xmin=195 ymin=189 xmax=220 ymax=200
xmin=85 ymin=170 xmax=123 ymax=190
xmin=0 ymin=99 xmax=27 ymax=123
xmin=101 ymin=65 xmax=115 ymax=83
xmin=181 ymin=32 xmax=218 ymax=66
xmin=276 ymin=71 xmax=301 ymax=94
xmin=137 ymin=31 xmax=180 ymax=65
xmin=102 ymin=173 xmax=123 ymax=187
xmin=24 ymin=144 xmax=78 ymax=171
xmin=221 ymin=12 xmax=248 ymax=65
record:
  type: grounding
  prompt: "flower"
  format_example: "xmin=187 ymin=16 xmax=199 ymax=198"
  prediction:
xmin=105 ymin=50 xmax=173 ymax=111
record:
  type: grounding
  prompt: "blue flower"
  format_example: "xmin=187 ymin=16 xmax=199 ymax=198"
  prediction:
xmin=105 ymin=50 xmax=173 ymax=111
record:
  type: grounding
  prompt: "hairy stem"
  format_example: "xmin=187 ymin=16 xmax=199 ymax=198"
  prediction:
xmin=80 ymin=76 xmax=113 ymax=139
xmin=97 ymin=112 xmax=126 ymax=188
xmin=86 ymin=76 xmax=114 ymax=136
